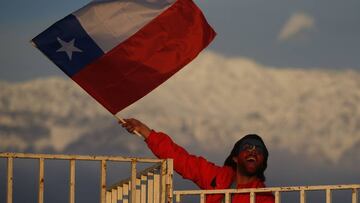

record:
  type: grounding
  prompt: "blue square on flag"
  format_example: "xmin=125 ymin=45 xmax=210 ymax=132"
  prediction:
xmin=32 ymin=14 xmax=104 ymax=77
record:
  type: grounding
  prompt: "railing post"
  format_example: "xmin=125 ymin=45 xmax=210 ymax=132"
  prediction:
xmin=352 ymin=188 xmax=358 ymax=203
xmin=69 ymin=159 xmax=75 ymax=203
xmin=250 ymin=192 xmax=255 ymax=203
xmin=166 ymin=159 xmax=173 ymax=203
xmin=154 ymin=171 xmax=160 ymax=203
xmin=131 ymin=160 xmax=137 ymax=203
xmin=106 ymin=191 xmax=111 ymax=203
xmin=200 ymin=193 xmax=205 ymax=203
xmin=117 ymin=186 xmax=123 ymax=201
xmin=141 ymin=175 xmax=147 ymax=203
xmin=100 ymin=160 xmax=107 ymax=203
xmin=111 ymin=188 xmax=117 ymax=203
xmin=123 ymin=183 xmax=129 ymax=203
xmin=136 ymin=178 xmax=141 ymax=203
xmin=300 ymin=190 xmax=306 ymax=203
xmin=326 ymin=189 xmax=332 ymax=203
xmin=160 ymin=161 xmax=167 ymax=203
xmin=7 ymin=157 xmax=13 ymax=203
xmin=147 ymin=172 xmax=154 ymax=203
xmin=175 ymin=194 xmax=181 ymax=203
xmin=275 ymin=191 xmax=281 ymax=203
xmin=38 ymin=158 xmax=45 ymax=203
xmin=224 ymin=193 xmax=230 ymax=203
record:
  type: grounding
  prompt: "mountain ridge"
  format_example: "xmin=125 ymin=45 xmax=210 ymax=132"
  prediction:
xmin=1 ymin=52 xmax=360 ymax=163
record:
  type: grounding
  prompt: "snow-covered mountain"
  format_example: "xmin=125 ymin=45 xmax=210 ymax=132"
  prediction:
xmin=1 ymin=51 xmax=360 ymax=163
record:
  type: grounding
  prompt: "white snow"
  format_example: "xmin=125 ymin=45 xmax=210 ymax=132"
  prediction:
xmin=1 ymin=51 xmax=360 ymax=163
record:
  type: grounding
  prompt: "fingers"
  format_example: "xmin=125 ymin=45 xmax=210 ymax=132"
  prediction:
xmin=119 ymin=118 xmax=139 ymax=134
xmin=118 ymin=118 xmax=151 ymax=139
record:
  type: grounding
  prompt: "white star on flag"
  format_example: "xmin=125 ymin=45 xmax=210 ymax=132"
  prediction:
xmin=56 ymin=37 xmax=82 ymax=60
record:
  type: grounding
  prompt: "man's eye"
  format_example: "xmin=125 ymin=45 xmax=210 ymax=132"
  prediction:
xmin=242 ymin=144 xmax=251 ymax=149
xmin=243 ymin=144 xmax=254 ymax=150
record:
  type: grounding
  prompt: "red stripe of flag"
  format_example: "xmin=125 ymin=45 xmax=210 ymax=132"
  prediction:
xmin=72 ymin=0 xmax=216 ymax=114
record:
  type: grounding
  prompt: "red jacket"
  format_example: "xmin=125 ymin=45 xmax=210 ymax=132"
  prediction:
xmin=146 ymin=131 xmax=275 ymax=203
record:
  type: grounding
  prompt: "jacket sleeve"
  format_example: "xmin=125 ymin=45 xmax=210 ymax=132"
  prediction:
xmin=145 ymin=130 xmax=221 ymax=189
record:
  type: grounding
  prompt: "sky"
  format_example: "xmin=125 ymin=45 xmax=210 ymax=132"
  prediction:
xmin=0 ymin=0 xmax=360 ymax=202
xmin=0 ymin=0 xmax=360 ymax=81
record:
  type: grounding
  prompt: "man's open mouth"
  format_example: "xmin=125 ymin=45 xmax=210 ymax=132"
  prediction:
xmin=246 ymin=157 xmax=256 ymax=162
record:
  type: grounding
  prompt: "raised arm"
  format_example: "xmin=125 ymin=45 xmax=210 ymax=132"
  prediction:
xmin=121 ymin=118 xmax=221 ymax=189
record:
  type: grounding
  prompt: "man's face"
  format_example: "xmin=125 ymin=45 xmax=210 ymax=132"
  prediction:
xmin=233 ymin=143 xmax=265 ymax=177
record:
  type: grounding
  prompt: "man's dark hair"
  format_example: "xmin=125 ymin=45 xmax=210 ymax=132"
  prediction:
xmin=224 ymin=134 xmax=269 ymax=181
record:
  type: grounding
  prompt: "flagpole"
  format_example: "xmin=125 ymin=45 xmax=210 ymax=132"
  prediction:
xmin=115 ymin=115 xmax=143 ymax=139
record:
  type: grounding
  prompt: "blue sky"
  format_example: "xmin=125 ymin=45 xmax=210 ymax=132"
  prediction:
xmin=0 ymin=0 xmax=360 ymax=81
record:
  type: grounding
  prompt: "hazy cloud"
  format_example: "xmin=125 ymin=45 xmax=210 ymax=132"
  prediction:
xmin=1 ymin=52 xmax=360 ymax=164
xmin=278 ymin=12 xmax=315 ymax=41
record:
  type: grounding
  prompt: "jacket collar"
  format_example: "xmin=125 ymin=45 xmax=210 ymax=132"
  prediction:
xmin=236 ymin=178 xmax=265 ymax=189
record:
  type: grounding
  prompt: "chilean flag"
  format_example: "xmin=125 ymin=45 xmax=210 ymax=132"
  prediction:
xmin=32 ymin=0 xmax=215 ymax=116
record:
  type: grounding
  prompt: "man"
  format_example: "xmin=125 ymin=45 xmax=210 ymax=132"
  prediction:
xmin=121 ymin=118 xmax=274 ymax=203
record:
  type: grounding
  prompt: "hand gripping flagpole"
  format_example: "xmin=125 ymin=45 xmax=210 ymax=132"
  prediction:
xmin=115 ymin=115 xmax=143 ymax=139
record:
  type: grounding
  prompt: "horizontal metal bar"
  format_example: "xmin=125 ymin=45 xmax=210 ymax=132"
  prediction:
xmin=0 ymin=152 xmax=163 ymax=163
xmin=174 ymin=184 xmax=360 ymax=195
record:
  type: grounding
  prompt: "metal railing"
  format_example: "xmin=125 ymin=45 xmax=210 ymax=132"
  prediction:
xmin=1 ymin=152 xmax=359 ymax=203
xmin=105 ymin=159 xmax=173 ymax=203
xmin=174 ymin=184 xmax=360 ymax=203
xmin=0 ymin=152 xmax=173 ymax=203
